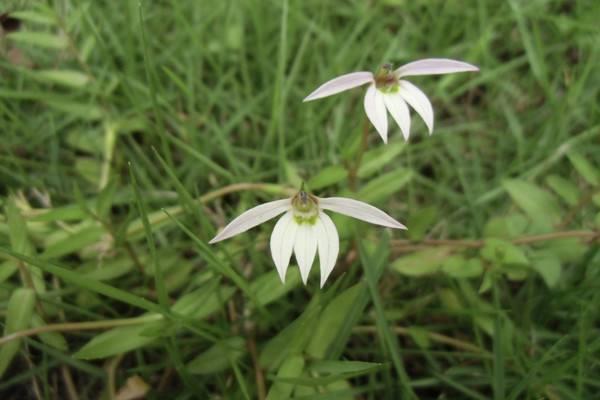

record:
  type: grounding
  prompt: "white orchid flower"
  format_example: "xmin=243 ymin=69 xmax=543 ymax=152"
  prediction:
xmin=209 ymin=190 xmax=406 ymax=287
xmin=303 ymin=58 xmax=479 ymax=143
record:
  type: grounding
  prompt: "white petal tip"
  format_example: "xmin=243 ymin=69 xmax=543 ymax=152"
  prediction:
xmin=208 ymin=237 xmax=219 ymax=244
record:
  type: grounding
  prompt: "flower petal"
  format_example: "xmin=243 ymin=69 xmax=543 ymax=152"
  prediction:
xmin=395 ymin=58 xmax=479 ymax=77
xmin=364 ymin=84 xmax=389 ymax=143
xmin=398 ymin=80 xmax=434 ymax=134
xmin=319 ymin=197 xmax=406 ymax=230
xmin=293 ymin=224 xmax=318 ymax=284
xmin=383 ymin=93 xmax=411 ymax=141
xmin=315 ymin=212 xmax=339 ymax=288
xmin=303 ymin=72 xmax=374 ymax=102
xmin=209 ymin=199 xmax=290 ymax=244
xmin=270 ymin=211 xmax=299 ymax=283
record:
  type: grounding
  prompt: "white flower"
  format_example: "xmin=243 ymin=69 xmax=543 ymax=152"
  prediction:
xmin=209 ymin=191 xmax=406 ymax=287
xmin=303 ymin=58 xmax=479 ymax=143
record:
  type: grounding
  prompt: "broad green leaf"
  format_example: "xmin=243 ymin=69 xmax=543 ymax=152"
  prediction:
xmin=484 ymin=213 xmax=528 ymax=239
xmin=260 ymin=301 xmax=321 ymax=369
xmin=406 ymin=206 xmax=438 ymax=241
xmin=171 ymin=285 xmax=235 ymax=318
xmin=308 ymin=165 xmax=347 ymax=190
xmin=407 ymin=327 xmax=431 ymax=349
xmin=358 ymin=140 xmax=406 ymax=178
xmin=34 ymin=70 xmax=90 ymax=88
xmin=503 ymin=179 xmax=562 ymax=230
xmin=187 ymin=337 xmax=246 ymax=374
xmin=11 ymin=10 xmax=56 ymax=25
xmin=357 ymin=168 xmax=413 ymax=203
xmin=31 ymin=314 xmax=68 ymax=351
xmin=545 ymin=174 xmax=580 ymax=206
xmin=0 ymin=288 xmax=36 ymax=377
xmin=567 ymin=151 xmax=599 ymax=186
xmin=306 ymin=284 xmax=363 ymax=359
xmin=44 ymin=100 xmax=103 ymax=120
xmin=42 ymin=225 xmax=105 ymax=259
xmin=7 ymin=31 xmax=68 ymax=49
xmin=0 ymin=261 xmax=18 ymax=283
xmin=391 ymin=247 xmax=451 ymax=276
xmin=266 ymin=354 xmax=305 ymax=400
xmin=29 ymin=204 xmax=87 ymax=222
xmin=74 ymin=316 xmax=163 ymax=359
xmin=250 ymin=269 xmax=301 ymax=307
xmin=441 ymin=256 xmax=483 ymax=278
xmin=481 ymin=239 xmax=529 ymax=267
xmin=530 ymin=251 xmax=562 ymax=288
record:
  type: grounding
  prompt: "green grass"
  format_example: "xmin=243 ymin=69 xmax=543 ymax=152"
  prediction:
xmin=1 ymin=0 xmax=599 ymax=398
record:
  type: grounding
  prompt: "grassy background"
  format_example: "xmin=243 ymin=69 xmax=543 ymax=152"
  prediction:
xmin=1 ymin=0 xmax=599 ymax=398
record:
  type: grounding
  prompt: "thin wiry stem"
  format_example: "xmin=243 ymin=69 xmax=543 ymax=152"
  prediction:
xmin=391 ymin=230 xmax=598 ymax=253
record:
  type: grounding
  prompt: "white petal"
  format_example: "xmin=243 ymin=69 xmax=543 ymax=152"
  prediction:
xmin=293 ymin=224 xmax=318 ymax=284
xmin=319 ymin=197 xmax=406 ymax=230
xmin=383 ymin=93 xmax=411 ymax=141
xmin=315 ymin=212 xmax=339 ymax=288
xmin=209 ymin=199 xmax=290 ymax=243
xmin=395 ymin=58 xmax=479 ymax=77
xmin=398 ymin=80 xmax=434 ymax=134
xmin=270 ymin=211 xmax=299 ymax=283
xmin=303 ymin=72 xmax=374 ymax=102
xmin=364 ymin=84 xmax=389 ymax=143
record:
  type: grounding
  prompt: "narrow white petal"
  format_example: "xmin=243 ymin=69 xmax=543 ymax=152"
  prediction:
xmin=303 ymin=72 xmax=374 ymax=102
xmin=398 ymin=80 xmax=434 ymax=134
xmin=315 ymin=212 xmax=339 ymax=288
xmin=209 ymin=199 xmax=290 ymax=244
xmin=383 ymin=93 xmax=411 ymax=141
xmin=293 ymin=225 xmax=318 ymax=284
xmin=319 ymin=197 xmax=406 ymax=230
xmin=270 ymin=211 xmax=298 ymax=283
xmin=395 ymin=58 xmax=479 ymax=77
xmin=364 ymin=84 xmax=389 ymax=143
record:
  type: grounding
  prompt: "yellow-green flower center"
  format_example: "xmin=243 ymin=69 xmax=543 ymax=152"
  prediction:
xmin=291 ymin=191 xmax=319 ymax=225
xmin=374 ymin=63 xmax=399 ymax=93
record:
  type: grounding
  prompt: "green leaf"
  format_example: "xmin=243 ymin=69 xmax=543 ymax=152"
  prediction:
xmin=391 ymin=247 xmax=452 ymax=276
xmin=357 ymin=168 xmax=413 ymax=203
xmin=7 ymin=31 xmax=68 ymax=49
xmin=442 ymin=256 xmax=484 ymax=278
xmin=358 ymin=140 xmax=406 ymax=178
xmin=481 ymin=239 xmax=529 ymax=267
xmin=0 ymin=288 xmax=36 ymax=377
xmin=171 ymin=285 xmax=235 ymax=318
xmin=42 ymin=226 xmax=105 ymax=259
xmin=406 ymin=206 xmax=438 ymax=241
xmin=187 ymin=337 xmax=246 ymax=375
xmin=266 ymin=354 xmax=305 ymax=400
xmin=44 ymin=100 xmax=103 ymax=120
xmin=306 ymin=284 xmax=363 ymax=359
xmin=503 ymin=179 xmax=562 ymax=230
xmin=530 ymin=251 xmax=562 ymax=288
xmin=74 ymin=317 xmax=164 ymax=360
xmin=407 ymin=327 xmax=431 ymax=349
xmin=308 ymin=165 xmax=347 ymax=190
xmin=11 ymin=10 xmax=57 ymax=25
xmin=545 ymin=174 xmax=580 ymax=206
xmin=310 ymin=360 xmax=382 ymax=375
xmin=567 ymin=151 xmax=599 ymax=186
xmin=250 ymin=269 xmax=301 ymax=307
xmin=34 ymin=70 xmax=90 ymax=88
xmin=484 ymin=213 xmax=528 ymax=239
xmin=31 ymin=314 xmax=68 ymax=351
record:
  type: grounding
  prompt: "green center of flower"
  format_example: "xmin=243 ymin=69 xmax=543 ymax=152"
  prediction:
xmin=374 ymin=63 xmax=399 ymax=93
xmin=291 ymin=190 xmax=319 ymax=225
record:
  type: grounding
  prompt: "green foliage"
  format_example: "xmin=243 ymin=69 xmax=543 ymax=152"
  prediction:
xmin=0 ymin=0 xmax=599 ymax=398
